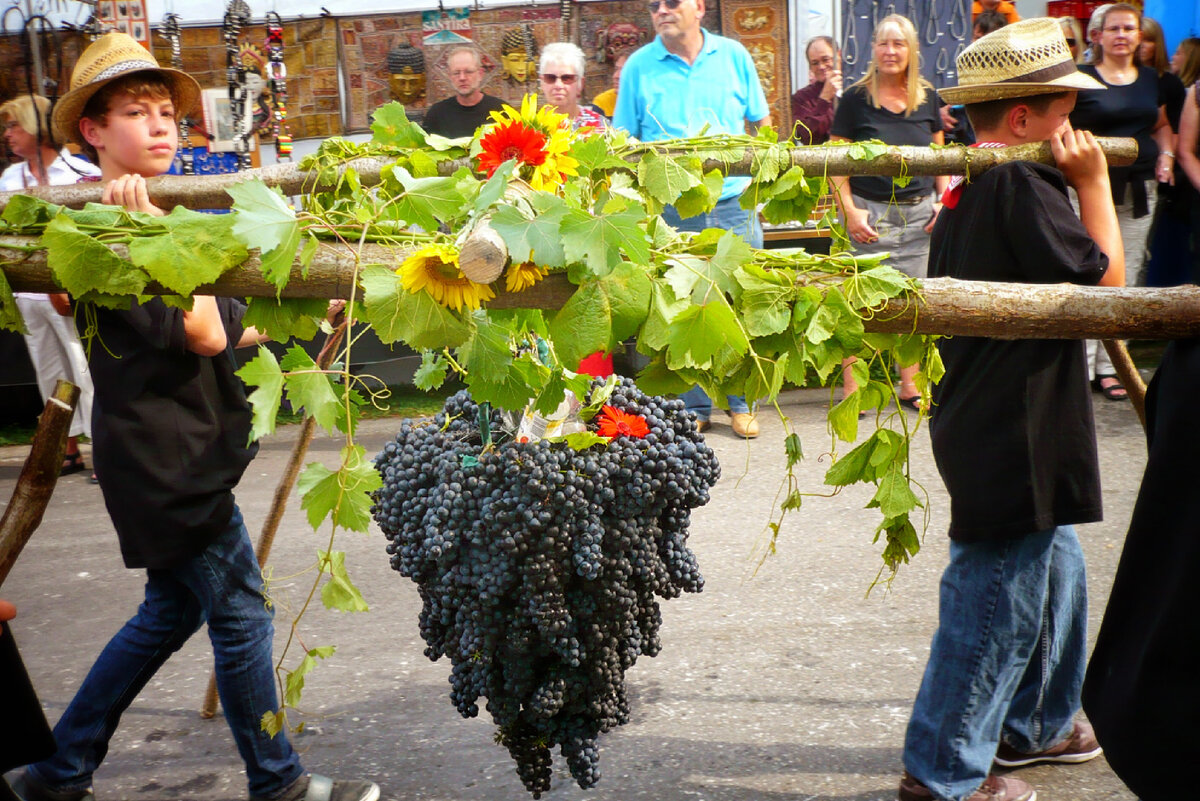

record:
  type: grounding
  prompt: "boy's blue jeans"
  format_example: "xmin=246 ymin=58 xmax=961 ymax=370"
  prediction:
xmin=662 ymin=197 xmax=762 ymax=420
xmin=902 ymin=526 xmax=1088 ymax=801
xmin=28 ymin=505 xmax=303 ymax=799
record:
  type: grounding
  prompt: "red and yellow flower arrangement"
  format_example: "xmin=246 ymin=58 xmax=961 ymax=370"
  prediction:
xmin=475 ymin=95 xmax=579 ymax=191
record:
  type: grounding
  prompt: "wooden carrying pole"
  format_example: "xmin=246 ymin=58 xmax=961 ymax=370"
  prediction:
xmin=0 ymin=380 xmax=80 ymax=587
xmin=0 ymin=138 xmax=1138 ymax=212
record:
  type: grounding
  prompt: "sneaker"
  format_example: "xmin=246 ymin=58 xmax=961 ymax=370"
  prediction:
xmin=898 ymin=771 xmax=1036 ymax=801
xmin=994 ymin=719 xmax=1103 ymax=768
xmin=730 ymin=412 xmax=759 ymax=438
xmin=8 ymin=772 xmax=94 ymax=801
xmin=256 ymin=774 xmax=380 ymax=801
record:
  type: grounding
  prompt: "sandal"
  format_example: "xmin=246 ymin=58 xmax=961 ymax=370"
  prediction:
xmin=1091 ymin=375 xmax=1128 ymax=401
xmin=59 ymin=452 xmax=86 ymax=477
xmin=898 ymin=395 xmax=923 ymax=413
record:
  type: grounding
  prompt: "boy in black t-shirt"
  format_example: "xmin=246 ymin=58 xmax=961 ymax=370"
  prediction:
xmin=896 ymin=20 xmax=1125 ymax=801
xmin=7 ymin=33 xmax=377 ymax=801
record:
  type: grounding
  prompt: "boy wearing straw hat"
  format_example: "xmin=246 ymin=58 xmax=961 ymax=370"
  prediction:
xmin=6 ymin=33 xmax=377 ymax=801
xmin=898 ymin=19 xmax=1125 ymax=801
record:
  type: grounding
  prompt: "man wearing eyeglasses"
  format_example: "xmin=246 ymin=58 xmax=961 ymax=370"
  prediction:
xmin=422 ymin=46 xmax=506 ymax=139
xmin=613 ymin=0 xmax=770 ymax=438
xmin=791 ymin=35 xmax=841 ymax=145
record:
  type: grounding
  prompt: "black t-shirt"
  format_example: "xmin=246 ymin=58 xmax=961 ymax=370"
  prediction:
xmin=928 ymin=162 xmax=1108 ymax=541
xmin=830 ymin=84 xmax=941 ymax=201
xmin=1160 ymin=71 xmax=1186 ymax=133
xmin=85 ymin=297 xmax=258 ymax=569
xmin=1071 ymin=65 xmax=1162 ymax=176
xmin=421 ymin=94 xmax=506 ymax=139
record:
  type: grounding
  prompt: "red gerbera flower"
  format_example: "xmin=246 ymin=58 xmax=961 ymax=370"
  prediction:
xmin=597 ymin=406 xmax=650 ymax=439
xmin=476 ymin=119 xmax=548 ymax=178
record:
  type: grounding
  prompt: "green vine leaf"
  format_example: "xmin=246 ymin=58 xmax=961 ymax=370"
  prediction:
xmin=868 ymin=463 xmax=923 ymax=521
xmin=414 ymin=350 xmax=450 ymax=390
xmin=533 ymin=368 xmax=592 ymax=416
xmin=370 ymin=101 xmax=429 ymax=148
xmin=664 ymin=296 xmax=748 ymax=370
xmin=283 ymin=645 xmax=337 ymax=707
xmin=1 ymin=194 xmax=60 ymax=227
xmin=280 ymin=344 xmax=345 ymax=435
xmin=236 ymin=346 xmax=285 ymax=441
xmin=383 ymin=166 xmax=468 ymax=230
xmin=673 ymin=168 xmax=724 ymax=219
xmin=548 ymin=262 xmax=651 ymax=367
xmin=297 ymin=444 xmax=383 ymax=533
xmin=243 ymin=297 xmax=327 ymax=341
xmin=736 ymin=263 xmax=796 ymax=337
xmin=228 ymin=180 xmax=300 ymax=295
xmin=42 ymin=213 xmax=147 ymax=300
xmin=128 ymin=206 xmax=247 ymax=296
xmin=553 ymin=431 xmax=611 ymax=450
xmin=490 ymin=194 xmax=568 ymax=268
xmin=361 ymin=265 xmax=471 ymax=349
xmin=318 ymin=550 xmax=370 ymax=612
xmin=637 ymin=149 xmax=702 ymax=206
xmin=0 ymin=270 xmax=27 ymax=334
xmin=561 ymin=205 xmax=651 ymax=278
xmin=464 ymin=353 xmax=548 ymax=411
xmin=456 ymin=312 xmax=514 ymax=384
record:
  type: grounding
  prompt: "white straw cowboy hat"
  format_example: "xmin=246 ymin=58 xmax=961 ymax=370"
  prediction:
xmin=52 ymin=32 xmax=201 ymax=145
xmin=939 ymin=18 xmax=1105 ymax=105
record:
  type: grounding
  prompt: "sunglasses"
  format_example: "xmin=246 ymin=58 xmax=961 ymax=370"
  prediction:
xmin=647 ymin=0 xmax=683 ymax=12
xmin=540 ymin=73 xmax=579 ymax=84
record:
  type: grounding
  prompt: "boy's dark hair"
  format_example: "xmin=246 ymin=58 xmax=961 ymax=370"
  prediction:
xmin=964 ymin=91 xmax=1071 ymax=132
xmin=973 ymin=10 xmax=1008 ymax=38
xmin=78 ymin=72 xmax=173 ymax=162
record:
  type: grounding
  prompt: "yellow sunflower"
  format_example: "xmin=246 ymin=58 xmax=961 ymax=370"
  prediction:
xmin=505 ymin=260 xmax=548 ymax=293
xmin=483 ymin=94 xmax=579 ymax=191
xmin=398 ymin=244 xmax=495 ymax=312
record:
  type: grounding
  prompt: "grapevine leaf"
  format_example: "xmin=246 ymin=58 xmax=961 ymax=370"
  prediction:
xmin=371 ymin=101 xmax=428 ymax=148
xmin=578 ymin=374 xmax=618 ymax=421
xmin=472 ymin=163 xmax=511 ymax=215
xmin=868 ymin=464 xmax=922 ymax=520
xmin=297 ymin=445 xmax=383 ymax=533
xmin=409 ymin=148 xmax=440 ymax=177
xmin=0 ymin=270 xmax=27 ymax=334
xmin=804 ymin=300 xmax=839 ymax=345
xmin=560 ymin=206 xmax=651 ymax=278
xmin=638 ymin=281 xmax=688 ymax=352
xmin=128 ymin=206 xmax=247 ymax=296
xmin=571 ymin=135 xmax=630 ymax=176
xmin=299 ymin=233 xmax=320 ymax=274
xmin=361 ymin=265 xmax=471 ymax=349
xmin=283 ymin=645 xmax=337 ymax=708
xmin=387 ymin=167 xmax=467 ymax=231
xmin=42 ymin=213 xmax=147 ymax=299
xmin=490 ymin=196 xmax=567 ymax=268
xmin=236 ymin=346 xmax=284 ymax=441
xmin=318 ymin=550 xmax=370 ymax=612
xmin=829 ymin=393 xmax=862 ymax=443
xmin=261 ymin=710 xmax=286 ymax=737
xmin=784 ymin=432 xmax=803 ymax=467
xmin=673 ymin=168 xmax=724 ymax=219
xmin=637 ymin=149 xmax=701 ymax=205
xmin=555 ymin=431 xmax=611 ymax=450
xmin=824 ymin=434 xmax=877 ymax=487
xmin=548 ymin=262 xmax=651 ymax=367
xmin=532 ymin=368 xmax=592 ymax=416
xmin=781 ymin=491 xmax=804 ymax=511
xmin=465 ymin=354 xmax=548 ymax=411
xmin=846 ymin=265 xmax=913 ymax=309
xmin=280 ymin=345 xmax=343 ymax=435
xmin=243 ymin=297 xmax=326 ymax=341
xmin=227 ymin=181 xmax=300 ymax=295
xmin=736 ymin=263 xmax=796 ymax=336
xmin=1 ymin=194 xmax=60 ymax=227
xmin=664 ymin=298 xmax=748 ymax=370
xmin=414 ymin=350 xmax=450 ymax=390
xmin=742 ymin=351 xmax=787 ymax=405
xmin=750 ymin=142 xmax=788 ymax=183
xmin=662 ymin=256 xmax=707 ymax=302
xmin=67 ymin=203 xmax=128 ymax=228
xmin=456 ymin=312 xmax=513 ymax=384
xmin=879 ymin=515 xmax=921 ymax=569
xmin=635 ymin=354 xmax=695 ymax=396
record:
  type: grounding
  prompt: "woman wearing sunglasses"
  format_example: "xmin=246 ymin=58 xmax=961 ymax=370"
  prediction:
xmin=539 ymin=42 xmax=607 ymax=132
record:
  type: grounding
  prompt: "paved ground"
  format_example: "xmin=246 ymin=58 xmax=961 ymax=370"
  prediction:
xmin=1 ymin=387 xmax=1147 ymax=801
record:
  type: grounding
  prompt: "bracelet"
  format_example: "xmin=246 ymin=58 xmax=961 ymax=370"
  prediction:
xmin=1161 ymin=150 xmax=1175 ymax=159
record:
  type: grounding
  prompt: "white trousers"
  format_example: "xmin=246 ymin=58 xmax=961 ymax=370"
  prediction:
xmin=15 ymin=295 xmax=93 ymax=438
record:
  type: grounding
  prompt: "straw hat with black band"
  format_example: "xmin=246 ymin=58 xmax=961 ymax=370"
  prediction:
xmin=939 ymin=18 xmax=1105 ymax=106
xmin=52 ymin=32 xmax=201 ymax=146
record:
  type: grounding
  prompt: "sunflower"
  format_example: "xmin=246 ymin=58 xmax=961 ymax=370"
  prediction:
xmin=477 ymin=94 xmax=579 ymax=190
xmin=398 ymin=244 xmax=495 ymax=312
xmin=504 ymin=260 xmax=548 ymax=293
xmin=596 ymin=405 xmax=649 ymax=439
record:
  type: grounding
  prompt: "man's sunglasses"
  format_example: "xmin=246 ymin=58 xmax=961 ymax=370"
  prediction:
xmin=540 ymin=73 xmax=579 ymax=84
xmin=647 ymin=0 xmax=684 ymax=12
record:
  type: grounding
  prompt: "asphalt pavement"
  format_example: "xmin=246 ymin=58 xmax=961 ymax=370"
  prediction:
xmin=1 ymin=387 xmax=1147 ymax=801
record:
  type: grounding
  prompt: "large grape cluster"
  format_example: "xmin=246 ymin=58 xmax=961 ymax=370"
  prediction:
xmin=372 ymin=377 xmax=720 ymax=797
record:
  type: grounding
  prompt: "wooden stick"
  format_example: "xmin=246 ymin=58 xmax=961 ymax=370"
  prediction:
xmin=199 ymin=319 xmax=349 ymax=719
xmin=0 ymin=139 xmax=1138 ymax=212
xmin=0 ymin=380 xmax=80 ymax=587
xmin=1103 ymin=339 xmax=1148 ymax=428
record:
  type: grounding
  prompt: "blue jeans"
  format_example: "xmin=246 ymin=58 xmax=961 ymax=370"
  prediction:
xmin=28 ymin=506 xmax=303 ymax=799
xmin=662 ymin=196 xmax=762 ymax=420
xmin=903 ymin=526 xmax=1087 ymax=801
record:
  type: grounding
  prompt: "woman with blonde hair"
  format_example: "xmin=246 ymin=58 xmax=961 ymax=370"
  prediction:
xmin=0 ymin=94 xmax=99 ymax=478
xmin=1056 ymin=16 xmax=1084 ymax=63
xmin=829 ymin=14 xmax=946 ymax=410
xmin=1173 ymin=37 xmax=1200 ymax=86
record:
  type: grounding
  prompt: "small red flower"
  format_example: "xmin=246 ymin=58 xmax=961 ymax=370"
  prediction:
xmin=476 ymin=119 xmax=548 ymax=178
xmin=597 ymin=405 xmax=649 ymax=439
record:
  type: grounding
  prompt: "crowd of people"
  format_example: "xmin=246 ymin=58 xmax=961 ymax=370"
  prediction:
xmin=2 ymin=3 xmax=1199 ymax=801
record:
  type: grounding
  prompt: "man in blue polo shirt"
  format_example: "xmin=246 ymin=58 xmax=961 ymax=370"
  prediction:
xmin=614 ymin=0 xmax=769 ymax=438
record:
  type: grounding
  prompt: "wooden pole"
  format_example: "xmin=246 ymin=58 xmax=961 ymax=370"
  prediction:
xmin=1103 ymin=339 xmax=1148 ymax=428
xmin=0 ymin=139 xmax=1138 ymax=212
xmin=199 ymin=319 xmax=348 ymax=719
xmin=0 ymin=380 xmax=80 ymax=587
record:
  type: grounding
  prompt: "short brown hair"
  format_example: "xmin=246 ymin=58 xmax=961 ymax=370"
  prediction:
xmin=964 ymin=91 xmax=1072 ymax=132
xmin=78 ymin=72 xmax=173 ymax=161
